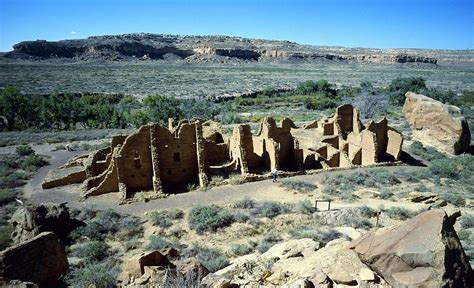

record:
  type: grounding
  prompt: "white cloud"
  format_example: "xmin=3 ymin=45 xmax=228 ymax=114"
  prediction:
xmin=70 ymin=31 xmax=76 ymax=35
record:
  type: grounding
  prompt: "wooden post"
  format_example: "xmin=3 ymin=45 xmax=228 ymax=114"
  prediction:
xmin=375 ymin=211 xmax=381 ymax=228
xmin=328 ymin=200 xmax=331 ymax=211
xmin=315 ymin=200 xmax=318 ymax=211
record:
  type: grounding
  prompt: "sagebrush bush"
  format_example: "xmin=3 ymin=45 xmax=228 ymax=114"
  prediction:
xmin=279 ymin=179 xmax=317 ymax=193
xmin=182 ymin=242 xmax=229 ymax=272
xmin=296 ymin=199 xmax=316 ymax=215
xmin=70 ymin=209 xmax=143 ymax=241
xmin=251 ymin=201 xmax=290 ymax=218
xmin=146 ymin=235 xmax=172 ymax=250
xmin=0 ymin=224 xmax=12 ymax=250
xmin=21 ymin=154 xmax=49 ymax=171
xmin=71 ymin=241 xmax=111 ymax=262
xmin=256 ymin=233 xmax=282 ymax=253
xmin=409 ymin=141 xmax=445 ymax=161
xmin=15 ymin=145 xmax=34 ymax=156
xmin=460 ymin=214 xmax=474 ymax=229
xmin=149 ymin=211 xmax=173 ymax=228
xmin=188 ymin=205 xmax=234 ymax=234
xmin=229 ymin=243 xmax=253 ymax=256
xmin=0 ymin=189 xmax=17 ymax=205
xmin=359 ymin=205 xmax=376 ymax=218
xmin=234 ymin=197 xmax=256 ymax=209
xmin=65 ymin=260 xmax=119 ymax=288
xmin=385 ymin=207 xmax=415 ymax=220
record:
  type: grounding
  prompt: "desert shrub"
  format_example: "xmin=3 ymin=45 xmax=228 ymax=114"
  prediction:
xmin=234 ymin=197 xmax=256 ymax=209
xmin=359 ymin=205 xmax=377 ymax=218
xmin=149 ymin=211 xmax=173 ymax=228
xmin=167 ymin=208 xmax=184 ymax=219
xmin=409 ymin=141 xmax=445 ymax=161
xmin=15 ymin=145 xmax=34 ymax=156
xmin=0 ymin=189 xmax=17 ymax=205
xmin=256 ymin=233 xmax=283 ymax=253
xmin=146 ymin=235 xmax=172 ymax=250
xmin=296 ymin=80 xmax=333 ymax=95
xmin=460 ymin=214 xmax=474 ymax=229
xmin=279 ymin=179 xmax=317 ymax=193
xmin=379 ymin=189 xmax=394 ymax=200
xmin=251 ymin=201 xmax=290 ymax=218
xmin=229 ymin=243 xmax=253 ymax=256
xmin=348 ymin=81 xmax=389 ymax=119
xmin=70 ymin=209 xmax=143 ymax=241
xmin=233 ymin=211 xmax=250 ymax=223
xmin=162 ymin=268 xmax=203 ymax=288
xmin=440 ymin=193 xmax=466 ymax=207
xmin=430 ymin=155 xmax=474 ymax=182
xmin=71 ymin=241 xmax=111 ymax=262
xmin=387 ymin=77 xmax=427 ymax=105
xmin=385 ymin=207 xmax=415 ymax=220
xmin=209 ymin=175 xmax=224 ymax=185
xmin=65 ymin=261 xmax=119 ymax=288
xmin=123 ymin=238 xmax=142 ymax=252
xmin=288 ymin=227 xmax=342 ymax=246
xmin=188 ymin=204 xmax=234 ymax=234
xmin=21 ymin=154 xmax=49 ymax=171
xmin=372 ymin=169 xmax=400 ymax=186
xmin=296 ymin=199 xmax=316 ymax=215
xmin=0 ymin=224 xmax=12 ymax=250
xmin=182 ymin=242 xmax=229 ymax=272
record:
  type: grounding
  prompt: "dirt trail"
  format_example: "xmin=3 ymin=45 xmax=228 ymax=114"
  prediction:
xmin=27 ymin=156 xmax=427 ymax=216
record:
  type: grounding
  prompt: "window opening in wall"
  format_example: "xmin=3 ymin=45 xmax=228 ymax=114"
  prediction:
xmin=174 ymin=152 xmax=181 ymax=162
xmin=134 ymin=150 xmax=142 ymax=168
xmin=168 ymin=169 xmax=172 ymax=175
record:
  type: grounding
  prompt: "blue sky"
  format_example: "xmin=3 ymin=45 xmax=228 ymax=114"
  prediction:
xmin=0 ymin=0 xmax=472 ymax=51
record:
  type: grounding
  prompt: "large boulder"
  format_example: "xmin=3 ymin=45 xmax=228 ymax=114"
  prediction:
xmin=403 ymin=92 xmax=471 ymax=154
xmin=9 ymin=203 xmax=80 ymax=244
xmin=0 ymin=232 xmax=68 ymax=286
xmin=350 ymin=209 xmax=473 ymax=287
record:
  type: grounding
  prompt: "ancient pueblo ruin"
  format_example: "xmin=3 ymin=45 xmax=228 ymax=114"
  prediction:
xmin=43 ymin=104 xmax=403 ymax=200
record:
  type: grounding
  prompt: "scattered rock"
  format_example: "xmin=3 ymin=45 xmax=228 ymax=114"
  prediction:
xmin=262 ymin=238 xmax=319 ymax=260
xmin=403 ymin=92 xmax=471 ymax=154
xmin=118 ymin=250 xmax=174 ymax=285
xmin=350 ymin=209 xmax=473 ymax=287
xmin=9 ymin=203 xmax=80 ymax=244
xmin=408 ymin=191 xmax=438 ymax=203
xmin=359 ymin=267 xmax=376 ymax=281
xmin=0 ymin=232 xmax=68 ymax=286
xmin=175 ymin=257 xmax=209 ymax=281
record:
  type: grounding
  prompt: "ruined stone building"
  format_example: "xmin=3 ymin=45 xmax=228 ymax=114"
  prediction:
xmin=43 ymin=104 xmax=403 ymax=200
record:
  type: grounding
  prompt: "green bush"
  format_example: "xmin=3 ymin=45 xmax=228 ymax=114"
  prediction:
xmin=146 ymin=235 xmax=172 ymax=250
xmin=0 ymin=224 xmax=12 ymax=250
xmin=279 ymin=179 xmax=317 ymax=193
xmin=188 ymin=205 xmax=234 ymax=234
xmin=251 ymin=201 xmax=290 ymax=218
xmin=149 ymin=211 xmax=173 ymax=228
xmin=430 ymin=155 xmax=474 ymax=182
xmin=288 ymin=227 xmax=343 ymax=247
xmin=440 ymin=193 xmax=466 ymax=207
xmin=409 ymin=141 xmax=445 ymax=161
xmin=123 ymin=238 xmax=142 ymax=252
xmin=256 ymin=233 xmax=283 ymax=253
xmin=70 ymin=209 xmax=143 ymax=241
xmin=182 ymin=242 xmax=229 ymax=272
xmin=387 ymin=77 xmax=427 ymax=105
xmin=65 ymin=261 xmax=118 ymax=288
xmin=460 ymin=215 xmax=474 ymax=229
xmin=234 ymin=197 xmax=256 ymax=209
xmin=296 ymin=199 xmax=316 ymax=215
xmin=359 ymin=205 xmax=377 ymax=218
xmin=71 ymin=241 xmax=111 ymax=262
xmin=15 ymin=145 xmax=35 ymax=156
xmin=21 ymin=154 xmax=49 ymax=171
xmin=385 ymin=207 xmax=415 ymax=220
xmin=229 ymin=243 xmax=253 ymax=256
xmin=0 ymin=189 xmax=17 ymax=205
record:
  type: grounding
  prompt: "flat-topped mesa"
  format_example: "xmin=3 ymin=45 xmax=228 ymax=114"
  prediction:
xmin=42 ymin=104 xmax=403 ymax=200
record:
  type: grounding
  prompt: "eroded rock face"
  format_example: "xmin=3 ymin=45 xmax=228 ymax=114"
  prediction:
xmin=350 ymin=209 xmax=473 ymax=287
xmin=0 ymin=232 xmax=68 ymax=286
xmin=403 ymin=92 xmax=471 ymax=154
xmin=9 ymin=203 xmax=79 ymax=244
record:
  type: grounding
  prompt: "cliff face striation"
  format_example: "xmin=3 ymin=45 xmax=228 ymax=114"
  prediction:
xmin=4 ymin=33 xmax=446 ymax=64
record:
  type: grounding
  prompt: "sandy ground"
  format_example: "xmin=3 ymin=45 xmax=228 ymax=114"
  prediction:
xmin=21 ymin=144 xmax=429 ymax=216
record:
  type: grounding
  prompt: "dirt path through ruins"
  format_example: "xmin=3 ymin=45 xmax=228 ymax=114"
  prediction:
xmin=27 ymin=159 xmax=427 ymax=216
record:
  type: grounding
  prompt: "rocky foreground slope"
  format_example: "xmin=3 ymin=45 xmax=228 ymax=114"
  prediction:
xmin=5 ymin=33 xmax=472 ymax=64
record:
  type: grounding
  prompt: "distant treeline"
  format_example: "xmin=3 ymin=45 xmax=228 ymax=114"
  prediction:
xmin=1 ymin=77 xmax=472 ymax=131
